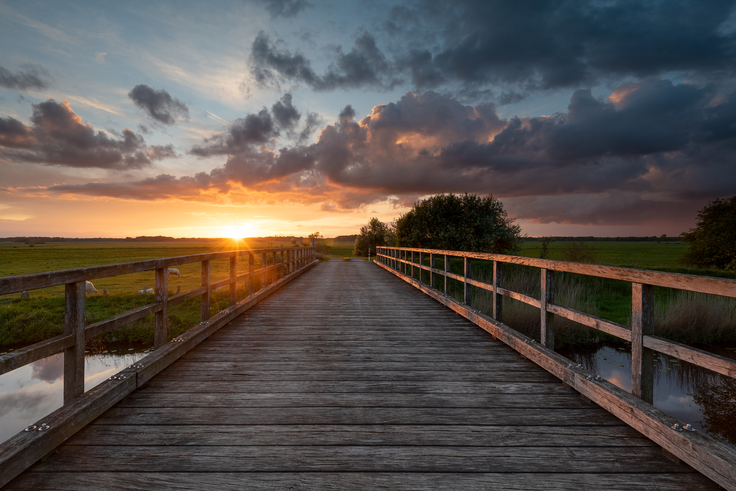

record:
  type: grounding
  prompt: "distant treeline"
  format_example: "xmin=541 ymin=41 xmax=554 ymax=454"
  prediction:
xmin=529 ymin=236 xmax=681 ymax=242
xmin=2 ymin=235 xmax=309 ymax=244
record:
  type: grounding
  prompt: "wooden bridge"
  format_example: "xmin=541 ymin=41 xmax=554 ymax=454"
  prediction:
xmin=1 ymin=248 xmax=736 ymax=489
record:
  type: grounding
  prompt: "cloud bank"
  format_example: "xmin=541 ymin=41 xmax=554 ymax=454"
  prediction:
xmin=47 ymin=82 xmax=736 ymax=229
xmin=0 ymin=65 xmax=51 ymax=91
xmin=249 ymin=0 xmax=736 ymax=99
xmin=0 ymin=99 xmax=176 ymax=169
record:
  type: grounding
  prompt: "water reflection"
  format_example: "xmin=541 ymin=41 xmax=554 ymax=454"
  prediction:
xmin=0 ymin=345 xmax=149 ymax=443
xmin=558 ymin=343 xmax=736 ymax=448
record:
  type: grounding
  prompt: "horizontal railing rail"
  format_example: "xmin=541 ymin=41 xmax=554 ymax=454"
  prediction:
xmin=0 ymin=246 xmax=317 ymax=487
xmin=376 ymin=246 xmax=736 ymax=490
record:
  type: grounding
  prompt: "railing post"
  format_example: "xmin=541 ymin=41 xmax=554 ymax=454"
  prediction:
xmin=154 ymin=267 xmax=168 ymax=348
xmin=429 ymin=253 xmax=434 ymax=289
xmin=229 ymin=254 xmax=237 ymax=306
xmin=443 ymin=254 xmax=448 ymax=294
xmin=464 ymin=257 xmax=472 ymax=306
xmin=411 ymin=251 xmax=415 ymax=280
xmin=201 ymin=260 xmax=210 ymax=322
xmin=419 ymin=252 xmax=425 ymax=284
xmin=248 ymin=253 xmax=255 ymax=295
xmin=632 ymin=283 xmax=654 ymax=404
xmin=64 ymin=281 xmax=85 ymax=404
xmin=540 ymin=268 xmax=554 ymax=348
xmin=262 ymin=253 xmax=267 ymax=287
xmin=493 ymin=261 xmax=503 ymax=322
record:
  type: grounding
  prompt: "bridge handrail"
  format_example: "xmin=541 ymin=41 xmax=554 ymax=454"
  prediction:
xmin=376 ymin=246 xmax=736 ymax=490
xmin=377 ymin=246 xmax=736 ymax=388
xmin=0 ymin=246 xmax=317 ymax=487
xmin=0 ymin=246 xmax=316 ymax=394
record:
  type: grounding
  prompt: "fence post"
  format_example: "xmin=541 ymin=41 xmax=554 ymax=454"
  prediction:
xmin=464 ymin=257 xmax=472 ymax=306
xmin=229 ymin=254 xmax=237 ymax=306
xmin=201 ymin=260 xmax=211 ymax=322
xmin=632 ymin=283 xmax=654 ymax=404
xmin=248 ymin=253 xmax=255 ymax=295
xmin=411 ymin=251 xmax=415 ymax=280
xmin=444 ymin=254 xmax=448 ymax=294
xmin=154 ymin=267 xmax=168 ymax=348
xmin=63 ymin=281 xmax=85 ymax=404
xmin=419 ymin=252 xmax=425 ymax=284
xmin=493 ymin=261 xmax=503 ymax=322
xmin=262 ymin=253 xmax=267 ymax=286
xmin=429 ymin=253 xmax=434 ymax=289
xmin=540 ymin=268 xmax=554 ymax=348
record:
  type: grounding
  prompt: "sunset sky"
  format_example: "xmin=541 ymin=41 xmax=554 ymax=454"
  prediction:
xmin=2 ymin=0 xmax=736 ymax=238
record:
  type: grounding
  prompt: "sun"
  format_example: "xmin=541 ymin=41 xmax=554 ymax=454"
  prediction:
xmin=221 ymin=223 xmax=258 ymax=239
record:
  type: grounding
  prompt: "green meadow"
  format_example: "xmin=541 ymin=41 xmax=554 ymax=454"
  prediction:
xmin=0 ymin=239 xmax=301 ymax=350
xmin=1 ymin=239 xmax=735 ymax=350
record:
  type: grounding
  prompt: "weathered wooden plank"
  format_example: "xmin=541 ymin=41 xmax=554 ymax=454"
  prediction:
xmin=25 ymin=445 xmax=694 ymax=474
xmin=0 ymin=333 xmax=74 ymax=375
xmin=84 ymin=301 xmax=161 ymax=341
xmin=93 ymin=406 xmax=620 ymax=426
xmin=644 ymin=334 xmax=736 ymax=379
xmin=6 ymin=472 xmax=719 ymax=491
xmin=138 ymin=380 xmax=565 ymax=394
xmin=67 ymin=424 xmax=654 ymax=447
xmin=115 ymin=392 xmax=596 ymax=408
xmin=547 ymin=303 xmax=632 ymax=341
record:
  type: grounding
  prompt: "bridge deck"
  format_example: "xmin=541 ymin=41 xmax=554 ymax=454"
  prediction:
xmin=6 ymin=260 xmax=718 ymax=490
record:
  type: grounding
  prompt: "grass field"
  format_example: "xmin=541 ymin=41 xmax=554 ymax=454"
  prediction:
xmin=0 ymin=238 xmax=303 ymax=350
xmin=2 ymin=239 xmax=735 ymax=350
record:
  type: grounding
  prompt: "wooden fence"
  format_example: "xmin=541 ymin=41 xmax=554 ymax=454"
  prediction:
xmin=0 ymin=246 xmax=317 ymax=487
xmin=376 ymin=246 xmax=736 ymax=490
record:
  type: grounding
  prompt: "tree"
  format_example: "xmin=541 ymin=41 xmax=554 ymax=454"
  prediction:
xmin=682 ymin=195 xmax=736 ymax=271
xmin=395 ymin=193 xmax=522 ymax=254
xmin=353 ymin=218 xmax=395 ymax=257
xmin=307 ymin=232 xmax=330 ymax=254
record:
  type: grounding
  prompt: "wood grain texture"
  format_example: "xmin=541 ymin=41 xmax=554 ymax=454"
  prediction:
xmin=376 ymin=259 xmax=733 ymax=490
xmin=4 ymin=259 xmax=722 ymax=490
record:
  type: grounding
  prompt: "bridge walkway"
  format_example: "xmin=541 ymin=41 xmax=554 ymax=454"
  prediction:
xmin=5 ymin=260 xmax=718 ymax=489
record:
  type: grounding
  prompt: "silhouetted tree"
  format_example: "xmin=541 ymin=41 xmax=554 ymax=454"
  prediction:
xmin=395 ymin=193 xmax=522 ymax=253
xmin=682 ymin=195 xmax=736 ymax=271
xmin=353 ymin=218 xmax=395 ymax=257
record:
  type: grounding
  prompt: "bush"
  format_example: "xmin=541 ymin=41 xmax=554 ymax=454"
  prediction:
xmin=681 ymin=195 xmax=736 ymax=271
xmin=395 ymin=193 xmax=522 ymax=253
xmin=353 ymin=218 xmax=395 ymax=256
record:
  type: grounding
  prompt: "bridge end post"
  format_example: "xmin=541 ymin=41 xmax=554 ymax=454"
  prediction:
xmin=154 ymin=267 xmax=169 ymax=348
xmin=632 ymin=282 xmax=654 ymax=404
xmin=493 ymin=261 xmax=503 ymax=322
xmin=63 ymin=281 xmax=86 ymax=404
xmin=540 ymin=268 xmax=554 ymax=349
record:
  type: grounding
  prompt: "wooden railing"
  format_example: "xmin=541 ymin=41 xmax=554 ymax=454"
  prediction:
xmin=376 ymin=246 xmax=736 ymax=490
xmin=0 ymin=246 xmax=317 ymax=487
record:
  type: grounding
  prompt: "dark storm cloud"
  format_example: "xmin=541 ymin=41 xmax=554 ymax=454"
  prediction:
xmin=250 ymin=0 xmax=736 ymax=97
xmin=0 ymin=99 xmax=175 ymax=169
xmin=254 ymin=0 xmax=311 ymax=18
xmin=0 ymin=65 xmax=51 ymax=91
xmin=47 ymin=84 xmax=736 ymax=228
xmin=190 ymin=108 xmax=278 ymax=156
xmin=128 ymin=85 xmax=189 ymax=125
xmin=250 ymin=31 xmax=396 ymax=91
xmin=271 ymin=93 xmax=301 ymax=129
